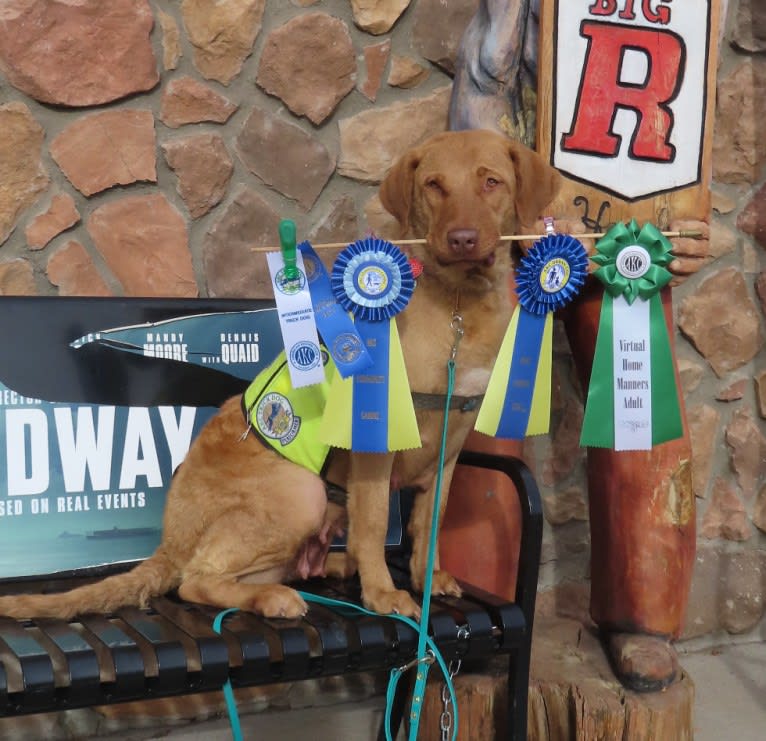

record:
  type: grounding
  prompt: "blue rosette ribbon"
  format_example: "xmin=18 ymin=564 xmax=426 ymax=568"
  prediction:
xmin=320 ymin=237 xmax=421 ymax=452
xmin=476 ymin=233 xmax=588 ymax=439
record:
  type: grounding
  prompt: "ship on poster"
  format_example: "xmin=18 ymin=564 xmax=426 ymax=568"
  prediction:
xmin=0 ymin=307 xmax=283 ymax=580
xmin=552 ymin=0 xmax=712 ymax=200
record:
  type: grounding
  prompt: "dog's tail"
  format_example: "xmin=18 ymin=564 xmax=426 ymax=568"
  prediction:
xmin=0 ymin=548 xmax=180 ymax=620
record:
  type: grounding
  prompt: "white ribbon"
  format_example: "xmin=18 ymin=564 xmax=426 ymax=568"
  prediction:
xmin=612 ymin=294 xmax=652 ymax=451
xmin=266 ymin=251 xmax=325 ymax=389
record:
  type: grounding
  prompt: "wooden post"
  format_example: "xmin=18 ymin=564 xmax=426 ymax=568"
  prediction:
xmin=536 ymin=0 xmax=721 ymax=640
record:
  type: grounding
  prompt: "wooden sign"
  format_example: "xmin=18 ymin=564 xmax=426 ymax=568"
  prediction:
xmin=538 ymin=0 xmax=720 ymax=228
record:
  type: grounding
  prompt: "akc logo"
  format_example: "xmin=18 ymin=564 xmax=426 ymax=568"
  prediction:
xmin=289 ymin=341 xmax=321 ymax=371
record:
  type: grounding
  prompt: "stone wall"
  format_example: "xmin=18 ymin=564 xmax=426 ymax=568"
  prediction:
xmin=0 ymin=0 xmax=764 ymax=644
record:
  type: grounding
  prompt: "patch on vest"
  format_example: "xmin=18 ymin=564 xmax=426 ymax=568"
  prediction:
xmin=255 ymin=392 xmax=300 ymax=446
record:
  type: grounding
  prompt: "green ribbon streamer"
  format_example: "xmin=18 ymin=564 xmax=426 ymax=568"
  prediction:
xmin=580 ymin=220 xmax=683 ymax=449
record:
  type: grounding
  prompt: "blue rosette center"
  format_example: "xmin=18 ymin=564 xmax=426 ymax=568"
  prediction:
xmin=516 ymin=234 xmax=588 ymax=315
xmin=331 ymin=237 xmax=414 ymax=321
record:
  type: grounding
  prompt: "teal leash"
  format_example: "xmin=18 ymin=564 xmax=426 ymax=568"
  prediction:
xmin=297 ymin=593 xmax=457 ymax=741
xmin=212 ymin=598 xmax=457 ymax=741
xmin=406 ymin=339 xmax=459 ymax=740
xmin=212 ymin=608 xmax=244 ymax=741
xmin=212 ymin=310 xmax=464 ymax=741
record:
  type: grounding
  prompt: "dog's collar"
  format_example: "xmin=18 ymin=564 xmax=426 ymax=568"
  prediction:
xmin=411 ymin=391 xmax=483 ymax=413
xmin=408 ymin=285 xmax=472 ymax=411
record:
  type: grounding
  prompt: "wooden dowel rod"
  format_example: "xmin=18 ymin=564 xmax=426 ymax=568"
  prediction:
xmin=249 ymin=230 xmax=703 ymax=253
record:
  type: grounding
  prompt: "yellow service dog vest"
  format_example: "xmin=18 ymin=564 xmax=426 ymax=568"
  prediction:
xmin=242 ymin=349 xmax=335 ymax=476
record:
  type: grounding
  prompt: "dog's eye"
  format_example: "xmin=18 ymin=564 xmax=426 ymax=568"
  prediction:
xmin=485 ymin=177 xmax=501 ymax=189
xmin=425 ymin=178 xmax=444 ymax=194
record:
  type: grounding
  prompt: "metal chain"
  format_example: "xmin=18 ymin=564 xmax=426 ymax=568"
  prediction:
xmin=440 ymin=626 xmax=468 ymax=741
xmin=439 ymin=658 xmax=461 ymax=741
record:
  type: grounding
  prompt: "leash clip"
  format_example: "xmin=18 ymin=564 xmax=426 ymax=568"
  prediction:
xmin=397 ymin=649 xmax=436 ymax=674
xmin=449 ymin=312 xmax=464 ymax=361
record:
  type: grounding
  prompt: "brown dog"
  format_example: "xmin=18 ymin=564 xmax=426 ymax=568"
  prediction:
xmin=0 ymin=130 xmax=559 ymax=621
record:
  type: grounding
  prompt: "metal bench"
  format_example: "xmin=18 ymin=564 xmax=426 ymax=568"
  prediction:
xmin=0 ymin=297 xmax=542 ymax=738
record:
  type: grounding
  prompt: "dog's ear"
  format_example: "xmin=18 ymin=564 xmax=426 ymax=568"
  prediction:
xmin=507 ymin=141 xmax=561 ymax=227
xmin=379 ymin=148 xmax=421 ymax=236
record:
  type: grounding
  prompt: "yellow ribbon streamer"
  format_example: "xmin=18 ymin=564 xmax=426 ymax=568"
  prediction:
xmin=475 ymin=307 xmax=553 ymax=438
xmin=320 ymin=320 xmax=421 ymax=451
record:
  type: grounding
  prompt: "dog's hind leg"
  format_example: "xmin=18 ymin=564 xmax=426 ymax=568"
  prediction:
xmin=177 ymin=471 xmax=329 ymax=618
xmin=179 ymin=575 xmax=309 ymax=618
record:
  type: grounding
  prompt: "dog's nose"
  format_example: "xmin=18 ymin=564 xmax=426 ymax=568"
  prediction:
xmin=447 ymin=228 xmax=478 ymax=255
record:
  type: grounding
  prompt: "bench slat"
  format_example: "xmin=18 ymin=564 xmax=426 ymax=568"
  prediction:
xmin=302 ymin=604 xmax=353 ymax=675
xmin=206 ymin=609 xmax=282 ymax=684
xmin=150 ymin=598 xmax=231 ymax=691
xmin=0 ymin=618 xmax=55 ymax=707
xmin=77 ymin=615 xmax=146 ymax=701
xmin=33 ymin=619 xmax=101 ymax=708
xmin=116 ymin=608 xmax=191 ymax=696
xmin=268 ymin=624 xmax=314 ymax=682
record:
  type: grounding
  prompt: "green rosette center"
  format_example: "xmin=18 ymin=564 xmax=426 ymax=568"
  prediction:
xmin=591 ymin=218 xmax=674 ymax=304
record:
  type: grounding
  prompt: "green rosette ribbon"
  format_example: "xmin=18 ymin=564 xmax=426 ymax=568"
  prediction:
xmin=580 ymin=219 xmax=683 ymax=450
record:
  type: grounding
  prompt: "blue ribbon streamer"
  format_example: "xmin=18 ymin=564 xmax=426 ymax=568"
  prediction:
xmin=351 ymin=318 xmax=390 ymax=451
xmin=299 ymin=241 xmax=372 ymax=378
xmin=496 ymin=312 xmax=546 ymax=438
xmin=490 ymin=234 xmax=587 ymax=437
xmin=331 ymin=238 xmax=414 ymax=453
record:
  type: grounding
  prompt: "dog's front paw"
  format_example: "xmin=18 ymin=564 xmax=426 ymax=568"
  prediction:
xmin=250 ymin=585 xmax=308 ymax=619
xmin=363 ymin=587 xmax=421 ymax=619
xmin=411 ymin=569 xmax=462 ymax=598
xmin=430 ymin=570 xmax=462 ymax=598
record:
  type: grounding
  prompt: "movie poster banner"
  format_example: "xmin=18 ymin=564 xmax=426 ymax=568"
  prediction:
xmin=0 ymin=300 xmax=282 ymax=581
